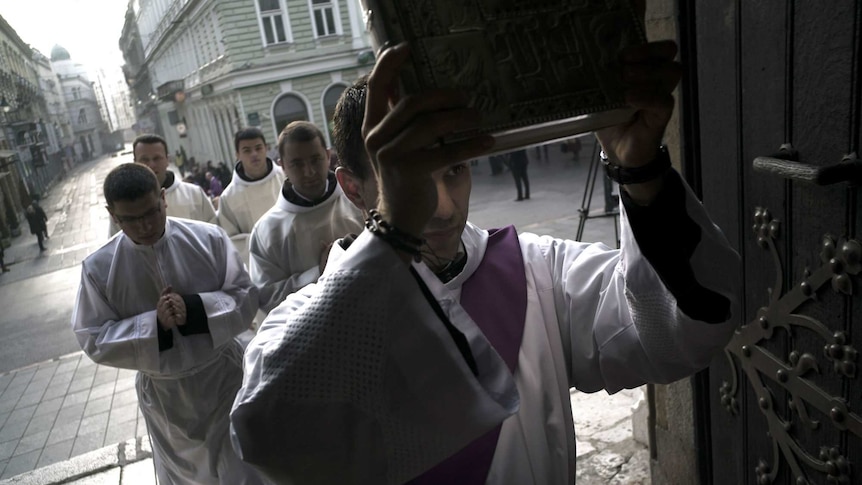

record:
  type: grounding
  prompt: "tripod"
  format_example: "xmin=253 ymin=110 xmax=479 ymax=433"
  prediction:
xmin=575 ymin=138 xmax=620 ymax=248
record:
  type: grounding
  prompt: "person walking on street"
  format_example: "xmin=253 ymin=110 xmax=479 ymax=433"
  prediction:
xmin=34 ymin=201 xmax=49 ymax=240
xmin=26 ymin=203 xmax=48 ymax=251
xmin=510 ymin=149 xmax=530 ymax=201
xmin=0 ymin=244 xmax=10 ymax=272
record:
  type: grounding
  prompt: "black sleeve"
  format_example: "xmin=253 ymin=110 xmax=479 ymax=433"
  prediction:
xmin=620 ymin=170 xmax=731 ymax=324
xmin=177 ymin=294 xmax=210 ymax=336
xmin=157 ymin=322 xmax=174 ymax=351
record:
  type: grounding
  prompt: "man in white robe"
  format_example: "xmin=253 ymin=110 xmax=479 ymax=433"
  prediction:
xmin=217 ymin=127 xmax=285 ymax=265
xmin=231 ymin=40 xmax=741 ymax=485
xmin=248 ymin=121 xmax=364 ymax=314
xmin=74 ymin=163 xmax=265 ymax=484
xmin=109 ymin=135 xmax=216 ymax=236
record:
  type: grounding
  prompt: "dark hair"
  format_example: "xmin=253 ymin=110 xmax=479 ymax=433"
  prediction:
xmin=234 ymin=127 xmax=267 ymax=153
xmin=332 ymin=74 xmax=370 ymax=180
xmin=277 ymin=121 xmax=327 ymax=160
xmin=104 ymin=163 xmax=160 ymax=207
xmin=132 ymin=134 xmax=168 ymax=158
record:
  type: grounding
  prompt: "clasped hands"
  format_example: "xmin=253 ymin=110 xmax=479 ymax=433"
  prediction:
xmin=157 ymin=286 xmax=186 ymax=330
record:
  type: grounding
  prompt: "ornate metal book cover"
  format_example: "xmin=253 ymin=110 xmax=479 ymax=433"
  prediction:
xmin=360 ymin=0 xmax=647 ymax=153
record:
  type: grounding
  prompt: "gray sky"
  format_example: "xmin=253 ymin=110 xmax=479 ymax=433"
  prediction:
xmin=1 ymin=0 xmax=128 ymax=72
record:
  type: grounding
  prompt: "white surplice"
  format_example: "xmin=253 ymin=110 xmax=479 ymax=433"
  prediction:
xmin=164 ymin=178 xmax=217 ymax=224
xmin=217 ymin=162 xmax=285 ymax=265
xmin=73 ymin=218 xmax=265 ymax=485
xmin=231 ymin=175 xmax=741 ymax=485
xmin=247 ymin=181 xmax=364 ymax=313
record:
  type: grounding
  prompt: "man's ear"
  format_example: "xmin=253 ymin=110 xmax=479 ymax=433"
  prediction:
xmin=105 ymin=205 xmax=119 ymax=224
xmin=335 ymin=167 xmax=367 ymax=212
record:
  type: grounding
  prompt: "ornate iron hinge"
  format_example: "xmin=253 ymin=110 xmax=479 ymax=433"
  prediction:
xmin=720 ymin=207 xmax=861 ymax=485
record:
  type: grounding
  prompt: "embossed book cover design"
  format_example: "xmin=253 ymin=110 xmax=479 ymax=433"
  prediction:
xmin=361 ymin=0 xmax=647 ymax=148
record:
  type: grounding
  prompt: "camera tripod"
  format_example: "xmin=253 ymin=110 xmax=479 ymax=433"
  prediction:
xmin=574 ymin=138 xmax=620 ymax=248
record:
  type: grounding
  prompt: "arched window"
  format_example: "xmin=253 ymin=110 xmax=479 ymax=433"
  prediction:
xmin=321 ymin=84 xmax=347 ymax=144
xmin=273 ymin=93 xmax=309 ymax=136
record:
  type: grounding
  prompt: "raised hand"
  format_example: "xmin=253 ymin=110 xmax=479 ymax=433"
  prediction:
xmin=595 ymin=40 xmax=682 ymax=167
xmin=362 ymin=43 xmax=494 ymax=238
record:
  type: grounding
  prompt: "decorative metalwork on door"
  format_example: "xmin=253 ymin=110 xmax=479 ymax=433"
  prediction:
xmin=720 ymin=208 xmax=861 ymax=484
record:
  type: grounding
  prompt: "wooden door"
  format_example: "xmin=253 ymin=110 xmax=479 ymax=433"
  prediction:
xmin=682 ymin=1 xmax=862 ymax=484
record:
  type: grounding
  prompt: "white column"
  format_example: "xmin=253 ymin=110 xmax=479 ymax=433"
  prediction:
xmin=344 ymin=0 xmax=365 ymax=49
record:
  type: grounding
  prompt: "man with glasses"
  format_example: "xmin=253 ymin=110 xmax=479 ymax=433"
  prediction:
xmin=72 ymin=163 xmax=265 ymax=484
xmin=110 ymin=134 xmax=216 ymax=236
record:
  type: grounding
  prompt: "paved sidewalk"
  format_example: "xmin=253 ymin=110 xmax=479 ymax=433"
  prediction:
xmin=0 ymin=353 xmax=147 ymax=480
xmin=0 ymin=383 xmax=648 ymax=484
xmin=0 ymin=143 xmax=645 ymax=483
xmin=0 ymin=435 xmax=155 ymax=485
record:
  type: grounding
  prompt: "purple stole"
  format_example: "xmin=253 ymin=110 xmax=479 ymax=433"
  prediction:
xmin=408 ymin=226 xmax=527 ymax=484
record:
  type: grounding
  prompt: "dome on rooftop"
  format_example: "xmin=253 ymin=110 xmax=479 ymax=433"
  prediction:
xmin=50 ymin=45 xmax=71 ymax=62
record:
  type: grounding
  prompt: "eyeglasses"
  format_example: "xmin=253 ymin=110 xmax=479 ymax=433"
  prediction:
xmin=114 ymin=201 xmax=162 ymax=225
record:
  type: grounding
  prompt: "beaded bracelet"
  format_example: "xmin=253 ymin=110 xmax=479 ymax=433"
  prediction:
xmin=366 ymin=209 xmax=424 ymax=262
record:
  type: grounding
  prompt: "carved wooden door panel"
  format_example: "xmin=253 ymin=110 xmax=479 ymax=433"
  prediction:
xmin=682 ymin=1 xmax=862 ymax=484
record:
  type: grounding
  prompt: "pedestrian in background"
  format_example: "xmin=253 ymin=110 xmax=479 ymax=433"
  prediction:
xmin=510 ymin=148 xmax=530 ymax=201
xmin=25 ymin=203 xmax=48 ymax=251
xmin=0 ymin=244 xmax=10 ymax=272
xmin=534 ymin=144 xmax=549 ymax=164
xmin=206 ymin=171 xmax=224 ymax=197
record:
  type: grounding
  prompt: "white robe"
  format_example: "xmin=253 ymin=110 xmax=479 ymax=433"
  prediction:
xmin=248 ymin=182 xmax=365 ymax=313
xmin=164 ymin=178 xmax=217 ymax=223
xmin=217 ymin=163 xmax=285 ymax=265
xmin=231 ymin=175 xmax=741 ymax=484
xmin=72 ymin=218 xmax=265 ymax=485
xmin=108 ymin=174 xmax=217 ymax=236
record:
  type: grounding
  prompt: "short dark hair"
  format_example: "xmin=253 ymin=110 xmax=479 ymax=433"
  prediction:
xmin=234 ymin=127 xmax=267 ymax=153
xmin=132 ymin=134 xmax=168 ymax=158
xmin=277 ymin=121 xmax=327 ymax=160
xmin=104 ymin=163 xmax=160 ymax=207
xmin=332 ymin=74 xmax=370 ymax=180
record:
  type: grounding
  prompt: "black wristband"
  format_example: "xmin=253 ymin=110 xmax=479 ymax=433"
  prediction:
xmin=601 ymin=145 xmax=672 ymax=185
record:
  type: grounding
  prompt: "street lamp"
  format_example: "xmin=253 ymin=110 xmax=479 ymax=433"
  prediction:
xmin=0 ymin=96 xmax=10 ymax=113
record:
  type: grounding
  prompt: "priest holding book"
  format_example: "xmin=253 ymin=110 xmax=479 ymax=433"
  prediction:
xmin=231 ymin=7 xmax=741 ymax=485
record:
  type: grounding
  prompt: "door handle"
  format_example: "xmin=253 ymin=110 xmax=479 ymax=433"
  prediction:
xmin=753 ymin=143 xmax=862 ymax=185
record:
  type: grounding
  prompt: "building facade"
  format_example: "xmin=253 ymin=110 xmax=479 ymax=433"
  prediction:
xmin=94 ymin=66 xmax=137 ymax=146
xmin=0 ymin=15 xmax=46 ymax=243
xmin=124 ymin=0 xmax=373 ymax=166
xmin=120 ymin=0 xmax=161 ymax=140
xmin=33 ymin=49 xmax=71 ymax=170
xmin=51 ymin=45 xmax=108 ymax=162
